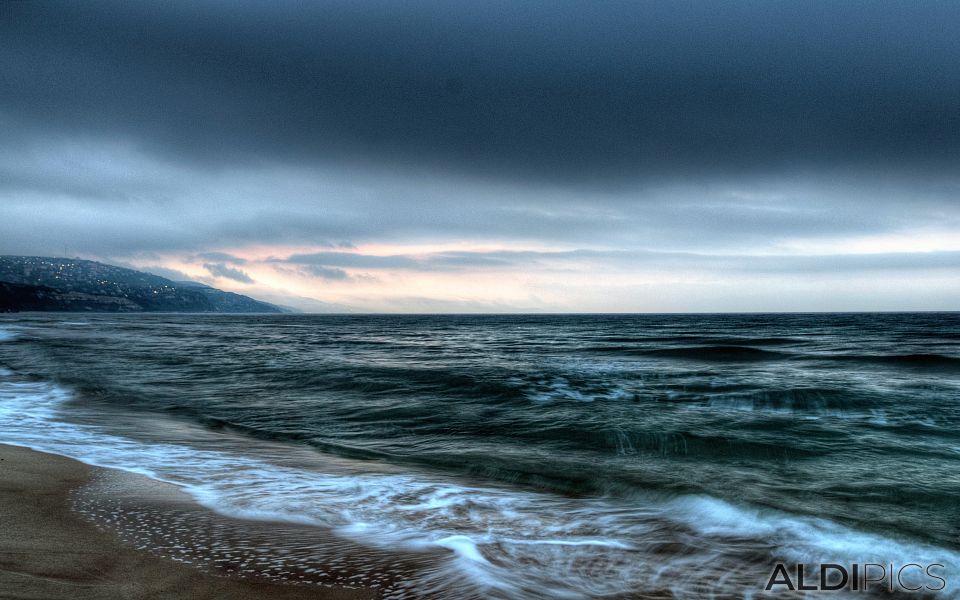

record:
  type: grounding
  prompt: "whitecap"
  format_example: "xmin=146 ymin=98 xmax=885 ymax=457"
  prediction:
xmin=1 ymin=375 xmax=956 ymax=599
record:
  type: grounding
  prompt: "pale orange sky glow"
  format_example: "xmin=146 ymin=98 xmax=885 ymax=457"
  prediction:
xmin=124 ymin=227 xmax=960 ymax=312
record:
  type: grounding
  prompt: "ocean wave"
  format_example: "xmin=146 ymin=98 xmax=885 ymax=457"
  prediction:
xmin=639 ymin=345 xmax=794 ymax=361
xmin=835 ymin=352 xmax=960 ymax=370
xmin=2 ymin=369 xmax=957 ymax=598
xmin=706 ymin=387 xmax=867 ymax=413
xmin=593 ymin=335 xmax=805 ymax=346
xmin=593 ymin=344 xmax=960 ymax=371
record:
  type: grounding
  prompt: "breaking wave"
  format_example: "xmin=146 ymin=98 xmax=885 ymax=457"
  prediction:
xmin=1 ymin=366 xmax=957 ymax=598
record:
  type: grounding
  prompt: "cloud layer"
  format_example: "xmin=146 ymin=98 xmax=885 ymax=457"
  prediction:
xmin=1 ymin=1 xmax=958 ymax=311
xmin=4 ymin=1 xmax=960 ymax=182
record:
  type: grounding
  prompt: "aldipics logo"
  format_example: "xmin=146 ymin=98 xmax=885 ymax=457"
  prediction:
xmin=765 ymin=563 xmax=947 ymax=593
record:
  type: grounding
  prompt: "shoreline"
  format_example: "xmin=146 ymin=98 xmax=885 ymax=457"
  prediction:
xmin=0 ymin=443 xmax=376 ymax=599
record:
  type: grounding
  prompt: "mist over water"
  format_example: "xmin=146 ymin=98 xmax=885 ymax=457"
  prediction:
xmin=1 ymin=313 xmax=958 ymax=598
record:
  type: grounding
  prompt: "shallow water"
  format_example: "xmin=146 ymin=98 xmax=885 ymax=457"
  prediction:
xmin=1 ymin=313 xmax=958 ymax=597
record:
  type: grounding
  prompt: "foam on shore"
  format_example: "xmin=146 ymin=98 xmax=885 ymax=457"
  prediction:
xmin=0 ymin=358 xmax=956 ymax=598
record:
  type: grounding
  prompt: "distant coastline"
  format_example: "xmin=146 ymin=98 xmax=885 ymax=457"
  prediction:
xmin=0 ymin=256 xmax=282 ymax=313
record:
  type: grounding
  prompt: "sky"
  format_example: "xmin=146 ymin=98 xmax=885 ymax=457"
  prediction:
xmin=1 ymin=0 xmax=958 ymax=312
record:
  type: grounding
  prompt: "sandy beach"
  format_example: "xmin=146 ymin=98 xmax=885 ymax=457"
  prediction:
xmin=0 ymin=443 xmax=374 ymax=600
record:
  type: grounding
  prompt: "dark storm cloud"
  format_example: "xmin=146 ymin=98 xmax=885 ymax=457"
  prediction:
xmin=281 ymin=249 xmax=599 ymax=272
xmin=279 ymin=248 xmax=960 ymax=274
xmin=284 ymin=249 xmax=593 ymax=271
xmin=283 ymin=252 xmax=421 ymax=270
xmin=203 ymin=262 xmax=254 ymax=284
xmin=2 ymin=1 xmax=959 ymax=184
xmin=299 ymin=265 xmax=351 ymax=281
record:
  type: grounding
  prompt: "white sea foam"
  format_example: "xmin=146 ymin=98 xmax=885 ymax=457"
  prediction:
xmin=0 ymin=369 xmax=957 ymax=598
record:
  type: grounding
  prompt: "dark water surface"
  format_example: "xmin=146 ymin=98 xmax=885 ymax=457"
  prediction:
xmin=1 ymin=313 xmax=958 ymax=597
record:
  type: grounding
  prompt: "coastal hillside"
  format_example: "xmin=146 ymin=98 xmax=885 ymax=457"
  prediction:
xmin=0 ymin=256 xmax=282 ymax=313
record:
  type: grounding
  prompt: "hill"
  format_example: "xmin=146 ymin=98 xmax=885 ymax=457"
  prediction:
xmin=0 ymin=256 xmax=282 ymax=313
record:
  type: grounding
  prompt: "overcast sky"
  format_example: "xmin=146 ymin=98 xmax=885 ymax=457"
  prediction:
xmin=2 ymin=1 xmax=958 ymax=312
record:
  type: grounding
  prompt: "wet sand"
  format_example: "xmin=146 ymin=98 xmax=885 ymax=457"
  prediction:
xmin=0 ymin=443 xmax=375 ymax=599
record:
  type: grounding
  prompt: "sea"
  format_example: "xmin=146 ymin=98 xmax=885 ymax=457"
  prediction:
xmin=0 ymin=313 xmax=958 ymax=598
